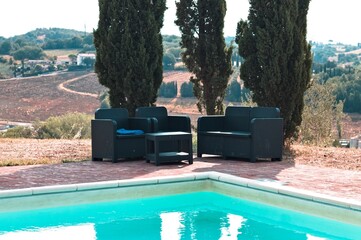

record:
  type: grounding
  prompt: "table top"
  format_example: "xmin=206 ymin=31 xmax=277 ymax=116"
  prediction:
xmin=146 ymin=131 xmax=191 ymax=137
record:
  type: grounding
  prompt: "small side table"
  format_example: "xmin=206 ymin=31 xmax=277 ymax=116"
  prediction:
xmin=145 ymin=131 xmax=193 ymax=166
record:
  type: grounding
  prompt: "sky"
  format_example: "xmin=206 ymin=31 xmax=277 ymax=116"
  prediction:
xmin=0 ymin=0 xmax=360 ymax=45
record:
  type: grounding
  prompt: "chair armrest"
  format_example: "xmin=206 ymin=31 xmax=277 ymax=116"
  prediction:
xmin=91 ymin=119 xmax=118 ymax=161
xmin=168 ymin=115 xmax=191 ymax=132
xmin=197 ymin=116 xmax=225 ymax=132
xmin=251 ymin=118 xmax=283 ymax=144
xmin=91 ymin=119 xmax=117 ymax=147
xmin=149 ymin=117 xmax=159 ymax=132
xmin=128 ymin=117 xmax=152 ymax=133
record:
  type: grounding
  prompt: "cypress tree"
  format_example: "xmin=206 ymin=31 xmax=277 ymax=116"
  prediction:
xmin=94 ymin=0 xmax=166 ymax=116
xmin=175 ymin=0 xmax=233 ymax=115
xmin=236 ymin=0 xmax=312 ymax=140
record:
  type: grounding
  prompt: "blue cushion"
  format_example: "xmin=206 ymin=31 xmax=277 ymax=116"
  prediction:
xmin=117 ymin=128 xmax=144 ymax=135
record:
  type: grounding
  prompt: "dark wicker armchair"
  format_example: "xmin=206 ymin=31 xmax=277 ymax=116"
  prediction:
xmin=197 ymin=106 xmax=283 ymax=162
xmin=91 ymin=108 xmax=152 ymax=162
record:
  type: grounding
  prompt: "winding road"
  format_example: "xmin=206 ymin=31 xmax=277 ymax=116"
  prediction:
xmin=57 ymin=72 xmax=98 ymax=98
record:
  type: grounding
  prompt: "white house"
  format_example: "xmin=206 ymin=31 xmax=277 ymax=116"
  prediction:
xmin=77 ymin=53 xmax=96 ymax=66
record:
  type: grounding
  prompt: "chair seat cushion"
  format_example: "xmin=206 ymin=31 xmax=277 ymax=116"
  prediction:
xmin=117 ymin=128 xmax=144 ymax=135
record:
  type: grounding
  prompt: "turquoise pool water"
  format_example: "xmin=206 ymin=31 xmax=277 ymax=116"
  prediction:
xmin=0 ymin=192 xmax=360 ymax=240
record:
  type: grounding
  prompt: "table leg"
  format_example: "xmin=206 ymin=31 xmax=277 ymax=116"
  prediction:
xmin=145 ymin=139 xmax=150 ymax=163
xmin=188 ymin=136 xmax=193 ymax=164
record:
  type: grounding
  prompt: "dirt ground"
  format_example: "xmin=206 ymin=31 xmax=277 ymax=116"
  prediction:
xmin=0 ymin=138 xmax=360 ymax=171
xmin=0 ymin=71 xmax=360 ymax=170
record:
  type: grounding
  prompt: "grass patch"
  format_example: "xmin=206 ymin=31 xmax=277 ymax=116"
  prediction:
xmin=44 ymin=49 xmax=81 ymax=57
xmin=62 ymin=159 xmax=88 ymax=163
xmin=0 ymin=158 xmax=60 ymax=167
xmin=0 ymin=62 xmax=13 ymax=78
xmin=0 ymin=157 xmax=89 ymax=167
xmin=192 ymin=131 xmax=197 ymax=153
xmin=0 ymin=113 xmax=92 ymax=139
xmin=35 ymin=113 xmax=92 ymax=139
xmin=0 ymin=126 xmax=34 ymax=138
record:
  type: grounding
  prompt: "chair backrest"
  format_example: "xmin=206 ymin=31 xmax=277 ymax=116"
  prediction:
xmin=135 ymin=106 xmax=168 ymax=131
xmin=224 ymin=106 xmax=251 ymax=132
xmin=250 ymin=107 xmax=280 ymax=119
xmin=95 ymin=108 xmax=129 ymax=129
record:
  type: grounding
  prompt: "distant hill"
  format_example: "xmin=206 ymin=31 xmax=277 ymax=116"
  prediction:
xmin=0 ymin=28 xmax=95 ymax=53
xmin=6 ymin=28 xmax=89 ymax=45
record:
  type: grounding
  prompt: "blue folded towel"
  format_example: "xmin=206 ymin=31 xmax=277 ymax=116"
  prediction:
xmin=117 ymin=128 xmax=144 ymax=135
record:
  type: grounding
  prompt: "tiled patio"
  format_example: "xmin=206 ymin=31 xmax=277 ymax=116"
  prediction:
xmin=1 ymin=157 xmax=361 ymax=202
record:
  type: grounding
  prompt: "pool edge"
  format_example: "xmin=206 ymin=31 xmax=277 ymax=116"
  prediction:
xmin=1 ymin=171 xmax=360 ymax=210
xmin=0 ymin=171 xmax=360 ymax=225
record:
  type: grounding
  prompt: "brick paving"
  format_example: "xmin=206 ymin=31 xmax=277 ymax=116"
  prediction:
xmin=0 ymin=157 xmax=361 ymax=202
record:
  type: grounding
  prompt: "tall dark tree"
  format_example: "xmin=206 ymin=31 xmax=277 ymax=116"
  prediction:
xmin=175 ymin=0 xmax=233 ymax=115
xmin=94 ymin=0 xmax=166 ymax=116
xmin=236 ymin=0 xmax=312 ymax=140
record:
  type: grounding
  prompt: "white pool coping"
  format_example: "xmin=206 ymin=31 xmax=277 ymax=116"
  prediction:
xmin=0 ymin=171 xmax=360 ymax=225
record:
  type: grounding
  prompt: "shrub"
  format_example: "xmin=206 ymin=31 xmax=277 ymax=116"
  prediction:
xmin=180 ymin=82 xmax=194 ymax=97
xmin=99 ymin=91 xmax=110 ymax=109
xmin=0 ymin=126 xmax=34 ymax=138
xmin=0 ymin=62 xmax=13 ymax=79
xmin=68 ymin=65 xmax=87 ymax=71
xmin=158 ymin=81 xmax=177 ymax=98
xmin=299 ymin=82 xmax=344 ymax=146
xmin=163 ymin=53 xmax=176 ymax=70
xmin=225 ymin=80 xmax=241 ymax=102
xmin=34 ymin=113 xmax=92 ymax=139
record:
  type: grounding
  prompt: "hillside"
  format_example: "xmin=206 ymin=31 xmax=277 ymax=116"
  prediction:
xmin=0 ymin=71 xmax=360 ymax=170
xmin=0 ymin=71 xmax=103 ymax=122
xmin=5 ymin=28 xmax=88 ymax=45
xmin=0 ymin=71 xmax=360 ymax=140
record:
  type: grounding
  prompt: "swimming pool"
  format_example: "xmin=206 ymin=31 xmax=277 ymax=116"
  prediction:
xmin=0 ymin=172 xmax=360 ymax=239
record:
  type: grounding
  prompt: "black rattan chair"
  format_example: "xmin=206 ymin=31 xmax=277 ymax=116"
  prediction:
xmin=197 ymin=106 xmax=283 ymax=162
xmin=91 ymin=108 xmax=152 ymax=162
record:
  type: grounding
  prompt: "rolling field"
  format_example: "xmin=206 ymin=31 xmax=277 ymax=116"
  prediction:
xmin=0 ymin=70 xmax=195 ymax=123
xmin=0 ymin=71 xmax=101 ymax=122
xmin=0 ymin=70 xmax=360 ymax=139
xmin=0 ymin=71 xmax=360 ymax=170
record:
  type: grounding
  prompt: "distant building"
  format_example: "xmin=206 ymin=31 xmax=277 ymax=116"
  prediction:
xmin=77 ymin=53 xmax=96 ymax=66
xmin=26 ymin=60 xmax=51 ymax=66
xmin=56 ymin=56 xmax=71 ymax=65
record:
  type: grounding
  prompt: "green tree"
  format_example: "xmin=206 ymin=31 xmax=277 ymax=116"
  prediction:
xmin=180 ymin=81 xmax=194 ymax=97
xmin=42 ymin=39 xmax=65 ymax=49
xmin=82 ymin=57 xmax=95 ymax=68
xmin=158 ymin=81 xmax=177 ymax=98
xmin=225 ymin=80 xmax=241 ymax=102
xmin=166 ymin=47 xmax=182 ymax=59
xmin=163 ymin=53 xmax=176 ymax=70
xmin=12 ymin=46 xmax=45 ymax=60
xmin=175 ymin=0 xmax=233 ymax=115
xmin=68 ymin=54 xmax=77 ymax=65
xmin=0 ymin=40 xmax=12 ymax=55
xmin=34 ymin=64 xmax=44 ymax=74
xmin=94 ymin=0 xmax=166 ymax=116
xmin=300 ymin=81 xmax=344 ymax=146
xmin=236 ymin=0 xmax=312 ymax=141
xmin=83 ymin=34 xmax=94 ymax=45
xmin=330 ymin=73 xmax=361 ymax=113
xmin=66 ymin=36 xmax=83 ymax=49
